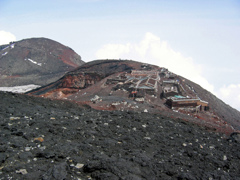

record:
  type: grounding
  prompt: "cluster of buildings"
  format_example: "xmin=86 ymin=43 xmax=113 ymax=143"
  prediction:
xmin=106 ymin=67 xmax=209 ymax=113
xmin=160 ymin=73 xmax=209 ymax=112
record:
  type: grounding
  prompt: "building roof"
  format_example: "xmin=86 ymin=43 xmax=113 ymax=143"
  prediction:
xmin=168 ymin=97 xmax=209 ymax=106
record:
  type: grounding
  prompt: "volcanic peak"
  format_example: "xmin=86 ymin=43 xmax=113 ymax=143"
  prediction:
xmin=27 ymin=59 xmax=240 ymax=133
xmin=0 ymin=37 xmax=84 ymax=87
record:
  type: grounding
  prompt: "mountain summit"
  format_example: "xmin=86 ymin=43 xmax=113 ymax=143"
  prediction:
xmin=0 ymin=38 xmax=84 ymax=88
xmin=27 ymin=59 xmax=240 ymax=133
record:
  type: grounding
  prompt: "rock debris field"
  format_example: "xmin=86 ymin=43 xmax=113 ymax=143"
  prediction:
xmin=0 ymin=91 xmax=239 ymax=180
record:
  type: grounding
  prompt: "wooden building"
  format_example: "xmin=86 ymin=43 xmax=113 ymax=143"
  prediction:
xmin=166 ymin=97 xmax=209 ymax=111
xmin=131 ymin=70 xmax=158 ymax=76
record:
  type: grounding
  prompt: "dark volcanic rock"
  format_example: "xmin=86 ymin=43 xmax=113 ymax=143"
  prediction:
xmin=0 ymin=91 xmax=240 ymax=179
xmin=42 ymin=162 xmax=68 ymax=180
xmin=0 ymin=38 xmax=84 ymax=87
xmin=228 ymin=132 xmax=240 ymax=143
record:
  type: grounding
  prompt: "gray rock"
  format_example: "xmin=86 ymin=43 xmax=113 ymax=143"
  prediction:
xmin=16 ymin=169 xmax=28 ymax=175
xmin=52 ymin=162 xmax=68 ymax=180
xmin=42 ymin=162 xmax=68 ymax=180
xmin=229 ymin=132 xmax=240 ymax=143
xmin=0 ymin=153 xmax=7 ymax=165
xmin=18 ymin=152 xmax=33 ymax=160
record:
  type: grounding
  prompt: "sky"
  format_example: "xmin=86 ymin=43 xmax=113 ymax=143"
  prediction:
xmin=0 ymin=0 xmax=240 ymax=111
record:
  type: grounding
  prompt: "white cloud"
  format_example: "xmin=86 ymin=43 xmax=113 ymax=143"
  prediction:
xmin=0 ymin=31 xmax=16 ymax=45
xmin=96 ymin=32 xmax=214 ymax=92
xmin=215 ymin=84 xmax=240 ymax=111
xmin=96 ymin=32 xmax=240 ymax=111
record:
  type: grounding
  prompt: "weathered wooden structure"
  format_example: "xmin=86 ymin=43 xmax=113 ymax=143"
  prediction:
xmin=166 ymin=97 xmax=209 ymax=111
xmin=161 ymin=80 xmax=181 ymax=98
xmin=131 ymin=70 xmax=158 ymax=76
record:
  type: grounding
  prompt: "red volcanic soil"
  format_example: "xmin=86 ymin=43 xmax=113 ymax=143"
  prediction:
xmin=59 ymin=48 xmax=80 ymax=68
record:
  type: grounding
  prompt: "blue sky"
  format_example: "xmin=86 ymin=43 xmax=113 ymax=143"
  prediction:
xmin=0 ymin=0 xmax=240 ymax=110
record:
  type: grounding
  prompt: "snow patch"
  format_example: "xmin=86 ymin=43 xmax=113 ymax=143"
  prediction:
xmin=2 ymin=52 xmax=8 ymax=56
xmin=0 ymin=84 xmax=41 ymax=93
xmin=1 ymin=46 xmax=9 ymax=51
xmin=1 ymin=43 xmax=15 ymax=52
xmin=24 ymin=58 xmax=42 ymax=66
xmin=10 ymin=43 xmax=15 ymax=49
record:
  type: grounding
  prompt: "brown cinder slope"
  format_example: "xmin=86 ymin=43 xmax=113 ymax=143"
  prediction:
xmin=184 ymin=78 xmax=240 ymax=131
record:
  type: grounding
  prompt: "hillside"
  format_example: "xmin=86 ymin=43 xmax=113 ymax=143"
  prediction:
xmin=0 ymin=38 xmax=84 ymax=89
xmin=0 ymin=91 xmax=239 ymax=179
xmin=27 ymin=59 xmax=240 ymax=133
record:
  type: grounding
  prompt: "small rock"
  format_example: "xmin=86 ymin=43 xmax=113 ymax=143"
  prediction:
xmin=42 ymin=162 xmax=67 ymax=180
xmin=182 ymin=143 xmax=187 ymax=147
xmin=16 ymin=169 xmax=28 ymax=175
xmin=143 ymin=109 xmax=148 ymax=113
xmin=52 ymin=162 xmax=67 ymax=179
xmin=18 ymin=152 xmax=33 ymax=160
xmin=75 ymin=163 xmax=84 ymax=169
xmin=142 ymin=124 xmax=147 ymax=128
xmin=39 ymin=146 xmax=46 ymax=151
xmin=209 ymin=145 xmax=215 ymax=149
xmin=10 ymin=117 xmax=20 ymax=120
xmin=0 ymin=153 xmax=7 ymax=164
xmin=223 ymin=155 xmax=227 ymax=161
xmin=144 ymin=137 xmax=151 ymax=140
xmin=91 ymin=95 xmax=101 ymax=103
xmin=25 ymin=147 xmax=31 ymax=151
xmin=135 ymin=98 xmax=144 ymax=102
xmin=0 ymin=145 xmax=7 ymax=152
xmin=228 ymin=132 xmax=240 ymax=143
xmin=74 ymin=116 xmax=79 ymax=119
xmin=34 ymin=137 xmax=44 ymax=143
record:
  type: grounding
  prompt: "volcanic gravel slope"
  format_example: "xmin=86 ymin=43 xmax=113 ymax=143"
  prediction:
xmin=0 ymin=91 xmax=240 ymax=180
